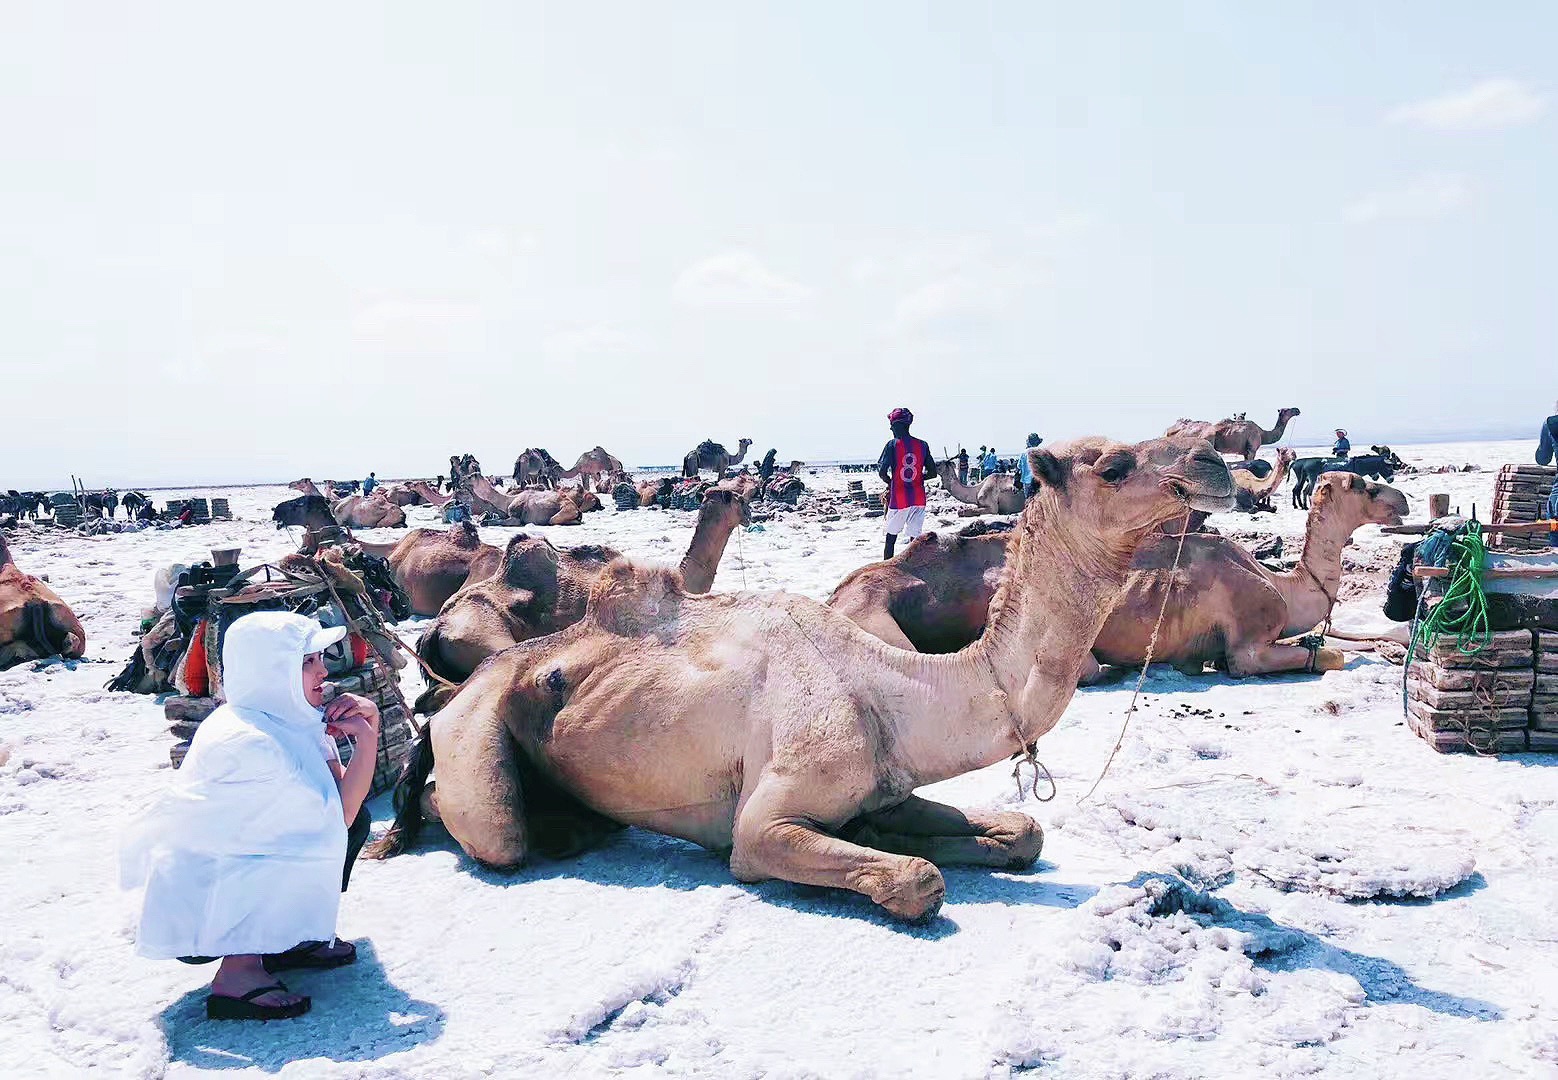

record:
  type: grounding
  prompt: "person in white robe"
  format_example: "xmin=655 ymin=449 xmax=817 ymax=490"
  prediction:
xmin=121 ymin=610 xmax=381 ymax=1020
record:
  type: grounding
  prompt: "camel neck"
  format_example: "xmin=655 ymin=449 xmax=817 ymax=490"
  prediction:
xmin=889 ymin=496 xmax=1140 ymax=787
xmin=680 ymin=509 xmax=739 ymax=594
xmin=1274 ymin=503 xmax=1350 ymax=634
xmin=1261 ymin=413 xmax=1291 ymax=443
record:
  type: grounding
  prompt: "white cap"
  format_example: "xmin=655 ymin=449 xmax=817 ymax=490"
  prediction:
xmin=304 ymin=624 xmax=348 ymax=654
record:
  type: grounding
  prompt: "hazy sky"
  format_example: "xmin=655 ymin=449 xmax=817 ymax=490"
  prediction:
xmin=3 ymin=3 xmax=1554 ymax=488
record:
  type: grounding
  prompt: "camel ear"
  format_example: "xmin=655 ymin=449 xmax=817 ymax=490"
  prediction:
xmin=1026 ymin=448 xmax=1065 ymax=493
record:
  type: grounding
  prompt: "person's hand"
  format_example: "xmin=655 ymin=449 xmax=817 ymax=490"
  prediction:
xmin=324 ymin=693 xmax=380 ymax=742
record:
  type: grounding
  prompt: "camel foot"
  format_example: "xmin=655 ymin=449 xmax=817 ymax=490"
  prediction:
xmin=854 ymin=857 xmax=945 ymax=920
xmin=420 ymin=782 xmax=441 ymax=823
xmin=1315 ymin=646 xmax=1345 ymax=672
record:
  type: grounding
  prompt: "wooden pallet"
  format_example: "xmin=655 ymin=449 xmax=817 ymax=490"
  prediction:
xmin=1492 ymin=464 xmax=1556 ymax=552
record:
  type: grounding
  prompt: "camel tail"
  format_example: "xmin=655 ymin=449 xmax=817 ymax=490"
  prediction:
xmin=364 ymin=723 xmax=436 ymax=859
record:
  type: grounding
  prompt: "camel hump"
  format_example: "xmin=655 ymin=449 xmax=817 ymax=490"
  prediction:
xmin=587 ymin=560 xmax=685 ymax=636
xmin=696 ymin=439 xmax=722 ymax=456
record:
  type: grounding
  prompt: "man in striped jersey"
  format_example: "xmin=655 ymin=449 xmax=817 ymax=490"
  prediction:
xmin=875 ymin=407 xmax=934 ymax=560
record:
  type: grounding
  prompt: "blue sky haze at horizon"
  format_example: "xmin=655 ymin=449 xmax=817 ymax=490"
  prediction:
xmin=1 ymin=2 xmax=1553 ymax=488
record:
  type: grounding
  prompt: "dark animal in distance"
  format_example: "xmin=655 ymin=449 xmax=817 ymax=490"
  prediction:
xmin=1291 ymin=455 xmax=1396 ymax=509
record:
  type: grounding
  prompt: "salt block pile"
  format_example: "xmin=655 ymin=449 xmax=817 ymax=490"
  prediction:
xmin=1407 ymin=628 xmax=1558 ymax=753
xmin=1491 ymin=464 xmax=1555 ymax=552
xmin=163 ymin=658 xmax=416 ymax=795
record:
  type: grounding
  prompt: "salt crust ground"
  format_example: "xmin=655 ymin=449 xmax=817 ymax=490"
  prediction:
xmin=2 ymin=441 xmax=1556 ymax=1078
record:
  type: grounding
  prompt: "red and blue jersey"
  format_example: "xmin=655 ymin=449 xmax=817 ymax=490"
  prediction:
xmin=877 ymin=437 xmax=931 ymax=509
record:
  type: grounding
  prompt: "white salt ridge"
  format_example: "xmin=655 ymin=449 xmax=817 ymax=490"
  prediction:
xmin=1 ymin=440 xmax=1556 ymax=1077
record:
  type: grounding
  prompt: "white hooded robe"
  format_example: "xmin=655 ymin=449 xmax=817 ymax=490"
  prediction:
xmin=121 ymin=611 xmax=349 ymax=959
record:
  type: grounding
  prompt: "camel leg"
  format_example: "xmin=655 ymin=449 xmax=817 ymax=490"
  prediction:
xmin=730 ymin=784 xmax=946 ymax=920
xmin=1226 ymin=641 xmax=1344 ymax=677
xmin=1077 ymin=652 xmax=1104 ymax=685
xmin=852 ymin=795 xmax=1043 ymax=869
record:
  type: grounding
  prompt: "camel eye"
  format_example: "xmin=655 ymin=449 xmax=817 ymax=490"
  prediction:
xmin=1097 ymin=461 xmax=1131 ymax=484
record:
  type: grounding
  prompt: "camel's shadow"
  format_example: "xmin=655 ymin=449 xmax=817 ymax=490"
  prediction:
xmin=416 ymin=823 xmax=1095 ymax=939
xmin=160 ymin=940 xmax=444 ymax=1072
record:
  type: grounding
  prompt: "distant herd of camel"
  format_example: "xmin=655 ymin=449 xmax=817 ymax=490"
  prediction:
xmin=2 ymin=411 xmax=1420 ymax=919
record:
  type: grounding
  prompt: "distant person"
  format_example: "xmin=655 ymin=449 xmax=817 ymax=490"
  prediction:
xmin=982 ymin=446 xmax=999 ymax=476
xmin=877 ymin=407 xmax=934 ymax=560
xmin=956 ymin=447 xmax=969 ymax=485
xmin=1535 ymin=403 xmax=1558 ymax=547
xmin=1017 ymin=433 xmax=1044 ymax=491
xmin=362 ymin=472 xmax=377 ymax=496
xmin=1331 ymin=429 xmax=1350 ymax=458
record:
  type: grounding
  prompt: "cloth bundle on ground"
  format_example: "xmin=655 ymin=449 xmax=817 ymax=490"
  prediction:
xmin=120 ymin=612 xmax=348 ymax=959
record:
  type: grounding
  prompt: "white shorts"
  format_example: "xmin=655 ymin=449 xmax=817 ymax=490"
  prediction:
xmin=884 ymin=505 xmax=926 ymax=538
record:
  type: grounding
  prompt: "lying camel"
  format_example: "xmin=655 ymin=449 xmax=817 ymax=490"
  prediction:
xmin=286 ymin=479 xmax=407 ymax=528
xmin=413 ymin=488 xmax=752 ymax=712
xmin=468 ymin=474 xmax=582 ymax=525
xmin=835 ymin=470 xmax=1405 ymax=678
xmin=351 ymin=521 xmax=503 ymax=617
xmin=407 ymin=480 xmax=453 ymax=508
xmin=826 ymin=522 xmax=1012 ymax=652
xmin=375 ymin=438 xmax=1234 ymax=920
xmin=1166 ymin=408 xmax=1300 ymax=461
xmin=0 ymin=534 xmax=86 ymax=670
xmin=1231 ymin=448 xmax=1295 ymax=513
xmin=933 ymin=459 xmax=1023 ymax=515
xmin=636 ymin=477 xmax=675 ymax=507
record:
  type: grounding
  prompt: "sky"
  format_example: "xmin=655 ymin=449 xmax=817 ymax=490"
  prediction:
xmin=2 ymin=2 xmax=1554 ymax=488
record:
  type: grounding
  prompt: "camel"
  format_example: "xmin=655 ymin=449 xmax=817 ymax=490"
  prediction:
xmin=635 ymin=477 xmax=675 ymax=507
xmin=683 ymin=438 xmax=752 ymax=479
xmin=407 ymin=480 xmax=453 ymax=508
xmin=285 ymin=479 xmax=406 ymax=528
xmin=560 ymin=447 xmax=624 ymax=487
xmin=467 ymin=474 xmax=582 ymax=526
xmin=1089 ymin=472 xmax=1407 ymax=678
xmin=827 ymin=522 xmax=1012 ymax=652
xmin=834 ymin=471 xmax=1405 ymax=680
xmin=349 ymin=521 xmax=503 ymax=617
xmin=0 ymin=534 xmax=86 ymax=670
xmin=375 ymin=438 xmax=1234 ymax=920
xmin=413 ymin=488 xmax=752 ymax=712
xmin=1166 ymin=408 xmax=1301 ymax=461
xmin=1231 ymin=448 xmax=1295 ymax=513
xmin=934 ymin=460 xmax=1023 ymax=515
xmin=513 ymin=449 xmax=563 ymax=489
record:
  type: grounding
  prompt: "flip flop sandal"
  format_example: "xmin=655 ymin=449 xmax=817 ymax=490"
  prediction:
xmin=263 ymin=939 xmax=357 ymax=973
xmin=206 ymin=983 xmax=311 ymax=1021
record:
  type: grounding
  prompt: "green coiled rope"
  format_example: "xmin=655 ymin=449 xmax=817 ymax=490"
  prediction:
xmin=1407 ymin=520 xmax=1493 ymax=664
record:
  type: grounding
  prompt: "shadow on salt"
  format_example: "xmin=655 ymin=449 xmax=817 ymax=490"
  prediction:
xmin=160 ymin=940 xmax=445 ymax=1072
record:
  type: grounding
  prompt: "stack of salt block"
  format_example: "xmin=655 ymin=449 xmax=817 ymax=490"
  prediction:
xmin=1407 ymin=629 xmax=1558 ymax=753
xmin=1530 ymin=632 xmax=1558 ymax=752
xmin=1491 ymin=464 xmax=1555 ymax=553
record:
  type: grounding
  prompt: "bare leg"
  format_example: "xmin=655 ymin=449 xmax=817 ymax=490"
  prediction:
xmin=854 ymin=795 xmax=1043 ymax=869
xmin=730 ymin=785 xmax=945 ymax=920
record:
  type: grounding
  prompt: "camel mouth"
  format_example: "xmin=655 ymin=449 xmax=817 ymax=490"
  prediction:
xmin=1162 ymin=460 xmax=1236 ymax=514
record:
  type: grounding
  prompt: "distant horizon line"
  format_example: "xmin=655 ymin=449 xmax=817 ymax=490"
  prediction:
xmin=58 ymin=426 xmax=1533 ymax=494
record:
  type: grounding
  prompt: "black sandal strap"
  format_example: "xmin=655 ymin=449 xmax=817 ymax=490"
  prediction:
xmin=236 ymin=983 xmax=290 ymax=1002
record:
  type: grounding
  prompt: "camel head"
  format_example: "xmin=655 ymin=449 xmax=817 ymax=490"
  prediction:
xmin=1026 ymin=436 xmax=1235 ymax=545
xmin=1309 ymin=473 xmax=1408 ymax=528
xmin=1279 ymin=407 xmax=1301 ymax=423
xmin=1277 ymin=447 xmax=1297 ymax=467
xmin=738 ymin=438 xmax=753 ymax=452
xmin=288 ymin=478 xmax=313 ymax=492
xmin=698 ymin=487 xmax=752 ymax=530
